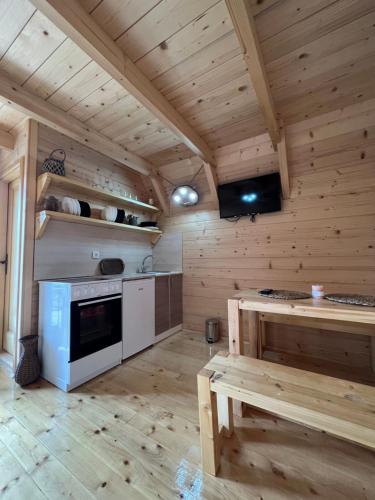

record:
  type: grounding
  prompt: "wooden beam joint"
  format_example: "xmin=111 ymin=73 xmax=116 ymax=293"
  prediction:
xmin=0 ymin=128 xmax=15 ymax=151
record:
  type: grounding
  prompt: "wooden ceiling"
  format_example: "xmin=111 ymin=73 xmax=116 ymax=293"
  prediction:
xmin=0 ymin=0 xmax=374 ymax=168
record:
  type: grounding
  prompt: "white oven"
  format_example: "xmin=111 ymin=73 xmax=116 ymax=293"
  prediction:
xmin=38 ymin=277 xmax=122 ymax=391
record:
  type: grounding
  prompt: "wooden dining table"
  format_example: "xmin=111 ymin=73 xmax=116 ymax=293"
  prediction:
xmin=228 ymin=290 xmax=375 ymax=373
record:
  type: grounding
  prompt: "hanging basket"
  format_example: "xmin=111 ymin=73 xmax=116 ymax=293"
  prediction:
xmin=41 ymin=149 xmax=66 ymax=176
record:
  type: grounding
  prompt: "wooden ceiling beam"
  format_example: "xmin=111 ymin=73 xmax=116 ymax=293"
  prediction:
xmin=0 ymin=127 xmax=14 ymax=151
xmin=150 ymin=174 xmax=170 ymax=217
xmin=225 ymin=0 xmax=280 ymax=149
xmin=0 ymin=71 xmax=152 ymax=176
xmin=203 ymin=161 xmax=219 ymax=207
xmin=30 ymin=0 xmax=216 ymax=165
xmin=278 ymin=127 xmax=290 ymax=200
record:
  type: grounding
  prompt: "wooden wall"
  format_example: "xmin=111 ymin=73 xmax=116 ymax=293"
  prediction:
xmin=161 ymin=98 xmax=375 ymax=372
xmin=31 ymin=124 xmax=154 ymax=333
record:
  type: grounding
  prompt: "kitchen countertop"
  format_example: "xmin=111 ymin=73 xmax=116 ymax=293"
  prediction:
xmin=122 ymin=271 xmax=182 ymax=281
xmin=39 ymin=271 xmax=182 ymax=285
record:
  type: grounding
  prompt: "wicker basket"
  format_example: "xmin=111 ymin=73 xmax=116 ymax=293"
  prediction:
xmin=41 ymin=149 xmax=66 ymax=176
xmin=14 ymin=335 xmax=40 ymax=386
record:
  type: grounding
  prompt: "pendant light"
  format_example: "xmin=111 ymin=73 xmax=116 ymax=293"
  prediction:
xmin=172 ymin=185 xmax=199 ymax=206
xmin=157 ymin=164 xmax=203 ymax=207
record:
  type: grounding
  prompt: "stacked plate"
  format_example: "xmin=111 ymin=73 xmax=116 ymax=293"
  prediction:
xmin=62 ymin=197 xmax=91 ymax=217
xmin=62 ymin=197 xmax=80 ymax=216
xmin=101 ymin=206 xmax=126 ymax=223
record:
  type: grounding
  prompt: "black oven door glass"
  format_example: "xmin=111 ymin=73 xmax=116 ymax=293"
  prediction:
xmin=70 ymin=294 xmax=122 ymax=362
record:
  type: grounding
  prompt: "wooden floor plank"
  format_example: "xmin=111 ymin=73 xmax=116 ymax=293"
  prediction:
xmin=0 ymin=331 xmax=374 ymax=499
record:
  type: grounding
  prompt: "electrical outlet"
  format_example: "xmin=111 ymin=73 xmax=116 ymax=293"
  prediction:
xmin=92 ymin=250 xmax=100 ymax=259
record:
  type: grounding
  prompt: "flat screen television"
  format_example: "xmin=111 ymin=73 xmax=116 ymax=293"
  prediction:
xmin=218 ymin=172 xmax=281 ymax=219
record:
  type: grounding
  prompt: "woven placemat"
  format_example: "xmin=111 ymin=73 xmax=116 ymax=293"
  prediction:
xmin=258 ymin=289 xmax=311 ymax=300
xmin=324 ymin=294 xmax=375 ymax=307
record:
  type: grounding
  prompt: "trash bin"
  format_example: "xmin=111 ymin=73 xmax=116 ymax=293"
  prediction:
xmin=205 ymin=318 xmax=220 ymax=343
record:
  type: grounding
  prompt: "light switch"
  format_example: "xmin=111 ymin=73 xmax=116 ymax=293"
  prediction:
xmin=92 ymin=249 xmax=100 ymax=259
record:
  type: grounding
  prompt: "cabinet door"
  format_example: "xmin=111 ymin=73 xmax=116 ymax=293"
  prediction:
xmin=155 ymin=276 xmax=170 ymax=336
xmin=123 ymin=279 xmax=155 ymax=359
xmin=170 ymin=274 xmax=183 ymax=328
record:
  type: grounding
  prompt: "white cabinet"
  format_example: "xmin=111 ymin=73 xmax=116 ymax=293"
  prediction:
xmin=122 ymin=279 xmax=155 ymax=359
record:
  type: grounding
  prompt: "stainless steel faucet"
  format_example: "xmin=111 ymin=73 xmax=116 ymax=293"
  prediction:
xmin=140 ymin=254 xmax=153 ymax=273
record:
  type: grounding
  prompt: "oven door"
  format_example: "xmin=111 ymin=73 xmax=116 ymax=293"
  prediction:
xmin=70 ymin=294 xmax=122 ymax=362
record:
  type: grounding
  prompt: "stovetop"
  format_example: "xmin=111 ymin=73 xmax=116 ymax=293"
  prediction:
xmin=44 ymin=275 xmax=123 ymax=284
xmin=40 ymin=271 xmax=179 ymax=285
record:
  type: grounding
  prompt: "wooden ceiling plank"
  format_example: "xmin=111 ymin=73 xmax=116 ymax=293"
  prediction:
xmin=30 ymin=0 xmax=216 ymax=165
xmin=0 ymin=128 xmax=14 ymax=150
xmin=225 ymin=0 xmax=280 ymax=149
xmin=0 ymin=71 xmax=152 ymax=176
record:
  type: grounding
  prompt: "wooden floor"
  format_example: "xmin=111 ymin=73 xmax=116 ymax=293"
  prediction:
xmin=0 ymin=331 xmax=374 ymax=500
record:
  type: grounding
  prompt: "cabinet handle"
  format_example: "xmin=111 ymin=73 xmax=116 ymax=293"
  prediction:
xmin=138 ymin=288 xmax=144 ymax=291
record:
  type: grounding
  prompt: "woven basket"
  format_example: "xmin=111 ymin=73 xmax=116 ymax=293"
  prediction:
xmin=258 ymin=289 xmax=311 ymax=300
xmin=41 ymin=149 xmax=66 ymax=176
xmin=14 ymin=335 xmax=40 ymax=386
xmin=325 ymin=294 xmax=375 ymax=307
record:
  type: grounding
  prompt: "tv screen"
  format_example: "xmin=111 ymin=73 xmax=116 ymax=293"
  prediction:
xmin=218 ymin=172 xmax=281 ymax=219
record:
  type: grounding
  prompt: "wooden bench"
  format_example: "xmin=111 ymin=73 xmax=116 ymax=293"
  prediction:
xmin=197 ymin=351 xmax=375 ymax=476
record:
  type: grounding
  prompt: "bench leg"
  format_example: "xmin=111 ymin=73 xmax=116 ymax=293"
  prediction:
xmin=197 ymin=369 xmax=220 ymax=475
xmin=217 ymin=393 xmax=234 ymax=437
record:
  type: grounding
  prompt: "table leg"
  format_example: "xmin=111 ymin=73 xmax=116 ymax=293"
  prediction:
xmin=228 ymin=298 xmax=244 ymax=416
xmin=197 ymin=369 xmax=220 ymax=475
xmin=257 ymin=314 xmax=265 ymax=359
xmin=248 ymin=310 xmax=259 ymax=358
xmin=371 ymin=337 xmax=375 ymax=374
xmin=217 ymin=393 xmax=234 ymax=437
xmin=228 ymin=298 xmax=243 ymax=355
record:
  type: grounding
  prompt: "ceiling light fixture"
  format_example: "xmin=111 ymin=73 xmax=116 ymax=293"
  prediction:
xmin=156 ymin=164 xmax=204 ymax=208
xmin=172 ymin=185 xmax=199 ymax=206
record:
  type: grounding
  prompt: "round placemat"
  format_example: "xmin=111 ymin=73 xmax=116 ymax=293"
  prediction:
xmin=258 ymin=290 xmax=311 ymax=300
xmin=324 ymin=294 xmax=375 ymax=307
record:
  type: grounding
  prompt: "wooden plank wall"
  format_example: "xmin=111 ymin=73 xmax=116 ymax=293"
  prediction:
xmin=161 ymin=98 xmax=375 ymax=370
xmin=30 ymin=124 xmax=154 ymax=333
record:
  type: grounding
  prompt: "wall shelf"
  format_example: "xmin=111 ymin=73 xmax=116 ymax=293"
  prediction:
xmin=37 ymin=172 xmax=160 ymax=213
xmin=35 ymin=210 xmax=162 ymax=244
